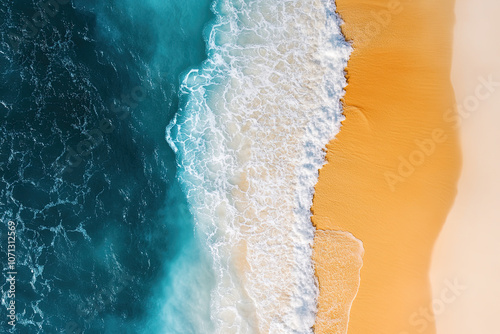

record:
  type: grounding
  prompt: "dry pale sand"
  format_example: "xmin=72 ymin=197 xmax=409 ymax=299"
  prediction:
xmin=312 ymin=0 xmax=461 ymax=333
xmin=430 ymin=1 xmax=500 ymax=334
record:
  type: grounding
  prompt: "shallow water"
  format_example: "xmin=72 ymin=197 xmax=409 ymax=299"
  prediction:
xmin=168 ymin=0 xmax=349 ymax=332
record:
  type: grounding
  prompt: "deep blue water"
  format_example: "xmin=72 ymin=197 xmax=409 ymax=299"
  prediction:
xmin=0 ymin=0 xmax=215 ymax=332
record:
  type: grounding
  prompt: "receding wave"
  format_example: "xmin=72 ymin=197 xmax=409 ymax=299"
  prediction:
xmin=167 ymin=0 xmax=351 ymax=332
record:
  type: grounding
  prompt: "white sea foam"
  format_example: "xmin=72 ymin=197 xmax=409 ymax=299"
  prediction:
xmin=167 ymin=0 xmax=351 ymax=332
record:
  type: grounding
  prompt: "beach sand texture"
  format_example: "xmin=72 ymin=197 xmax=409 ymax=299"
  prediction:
xmin=313 ymin=0 xmax=461 ymax=333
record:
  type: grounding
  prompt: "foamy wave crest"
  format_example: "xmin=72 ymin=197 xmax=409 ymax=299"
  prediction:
xmin=167 ymin=0 xmax=350 ymax=332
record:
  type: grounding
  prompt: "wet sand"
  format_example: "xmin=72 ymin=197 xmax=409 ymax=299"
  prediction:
xmin=431 ymin=1 xmax=500 ymax=333
xmin=313 ymin=1 xmax=461 ymax=333
xmin=313 ymin=230 xmax=364 ymax=333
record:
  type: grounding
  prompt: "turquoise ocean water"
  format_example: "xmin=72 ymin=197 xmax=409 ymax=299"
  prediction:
xmin=0 ymin=0 xmax=215 ymax=332
xmin=0 ymin=0 xmax=349 ymax=333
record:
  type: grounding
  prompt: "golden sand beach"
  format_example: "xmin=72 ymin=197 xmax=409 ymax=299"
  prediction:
xmin=313 ymin=0 xmax=461 ymax=333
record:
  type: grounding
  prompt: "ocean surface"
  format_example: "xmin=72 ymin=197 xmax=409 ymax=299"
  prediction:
xmin=0 ymin=0 xmax=349 ymax=333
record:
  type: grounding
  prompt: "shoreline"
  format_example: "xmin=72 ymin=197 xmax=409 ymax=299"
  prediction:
xmin=312 ymin=0 xmax=461 ymax=332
